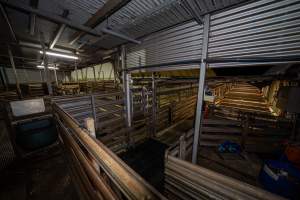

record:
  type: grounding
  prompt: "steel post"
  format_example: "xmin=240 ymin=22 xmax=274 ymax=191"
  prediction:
xmin=151 ymin=72 xmax=157 ymax=136
xmin=93 ymin=66 xmax=96 ymax=82
xmin=121 ymin=46 xmax=132 ymax=127
xmin=7 ymin=46 xmax=22 ymax=98
xmin=43 ymin=55 xmax=53 ymax=95
xmin=75 ymin=61 xmax=79 ymax=82
xmin=192 ymin=14 xmax=210 ymax=164
xmin=54 ymin=67 xmax=58 ymax=85
xmin=29 ymin=13 xmax=36 ymax=35
xmin=39 ymin=70 xmax=43 ymax=82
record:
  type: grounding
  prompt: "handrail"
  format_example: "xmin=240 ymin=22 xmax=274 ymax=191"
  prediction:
xmin=53 ymin=103 xmax=165 ymax=200
xmin=56 ymin=116 xmax=118 ymax=200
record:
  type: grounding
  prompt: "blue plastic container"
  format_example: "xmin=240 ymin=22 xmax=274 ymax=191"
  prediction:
xmin=16 ymin=119 xmax=57 ymax=150
xmin=259 ymin=160 xmax=300 ymax=200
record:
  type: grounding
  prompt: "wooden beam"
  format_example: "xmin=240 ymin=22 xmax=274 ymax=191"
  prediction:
xmin=69 ymin=0 xmax=131 ymax=45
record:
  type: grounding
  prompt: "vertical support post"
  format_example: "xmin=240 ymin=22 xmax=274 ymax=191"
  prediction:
xmin=99 ymin=64 xmax=103 ymax=81
xmin=1 ymin=67 xmax=9 ymax=91
xmin=7 ymin=46 xmax=22 ymax=98
xmin=62 ymin=71 xmax=66 ymax=83
xmin=91 ymin=95 xmax=97 ymax=131
xmin=0 ymin=67 xmax=5 ymax=88
xmin=29 ymin=0 xmax=39 ymax=35
xmin=29 ymin=13 xmax=36 ymax=35
xmin=39 ymin=31 xmax=52 ymax=95
xmin=85 ymin=67 xmax=88 ymax=80
xmin=125 ymin=73 xmax=132 ymax=127
xmin=75 ymin=60 xmax=79 ymax=83
xmin=54 ymin=66 xmax=58 ymax=85
xmin=121 ymin=46 xmax=132 ymax=127
xmin=151 ymin=72 xmax=157 ymax=136
xmin=22 ymin=69 xmax=28 ymax=83
xmin=43 ymin=55 xmax=53 ymax=95
xmin=192 ymin=14 xmax=210 ymax=164
xmin=241 ymin=114 xmax=249 ymax=149
xmin=81 ymin=69 xmax=84 ymax=80
xmin=0 ymin=67 xmax=8 ymax=91
xmin=93 ymin=66 xmax=96 ymax=82
xmin=39 ymin=70 xmax=43 ymax=82
xmin=179 ymin=135 xmax=186 ymax=160
xmin=112 ymin=60 xmax=117 ymax=87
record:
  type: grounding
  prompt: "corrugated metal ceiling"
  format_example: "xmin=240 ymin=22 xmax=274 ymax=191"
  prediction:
xmin=88 ymin=0 xmax=247 ymax=49
xmin=5 ymin=0 xmax=248 ymax=49
xmin=1 ymin=0 xmax=248 ymax=69
xmin=10 ymin=0 xmax=107 ymax=25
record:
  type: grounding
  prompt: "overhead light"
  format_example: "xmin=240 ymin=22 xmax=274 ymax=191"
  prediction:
xmin=39 ymin=51 xmax=79 ymax=60
xmin=37 ymin=65 xmax=59 ymax=70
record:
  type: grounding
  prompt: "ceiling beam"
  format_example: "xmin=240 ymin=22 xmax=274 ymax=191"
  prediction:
xmin=49 ymin=24 xmax=66 ymax=49
xmin=0 ymin=4 xmax=17 ymax=42
xmin=29 ymin=0 xmax=39 ymax=35
xmin=49 ymin=10 xmax=69 ymax=49
xmin=69 ymin=0 xmax=131 ymax=45
xmin=181 ymin=0 xmax=203 ymax=24
xmin=0 ymin=0 xmax=140 ymax=45
xmin=17 ymin=40 xmax=76 ymax=55
xmin=0 ymin=4 xmax=24 ymax=61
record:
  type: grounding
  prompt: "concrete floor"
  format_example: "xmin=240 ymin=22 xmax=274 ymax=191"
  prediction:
xmin=120 ymin=139 xmax=168 ymax=193
xmin=0 ymin=120 xmax=79 ymax=200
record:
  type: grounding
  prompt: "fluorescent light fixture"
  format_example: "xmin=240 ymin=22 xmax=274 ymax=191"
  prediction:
xmin=37 ymin=65 xmax=44 ymax=69
xmin=37 ymin=65 xmax=59 ymax=70
xmin=39 ymin=51 xmax=78 ymax=60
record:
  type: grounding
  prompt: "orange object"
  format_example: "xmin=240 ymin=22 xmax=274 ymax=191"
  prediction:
xmin=204 ymin=104 xmax=209 ymax=119
xmin=285 ymin=145 xmax=300 ymax=168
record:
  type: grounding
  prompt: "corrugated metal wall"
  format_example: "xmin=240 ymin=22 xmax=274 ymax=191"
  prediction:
xmin=126 ymin=21 xmax=203 ymax=68
xmin=126 ymin=0 xmax=300 ymax=69
xmin=208 ymin=0 xmax=300 ymax=58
